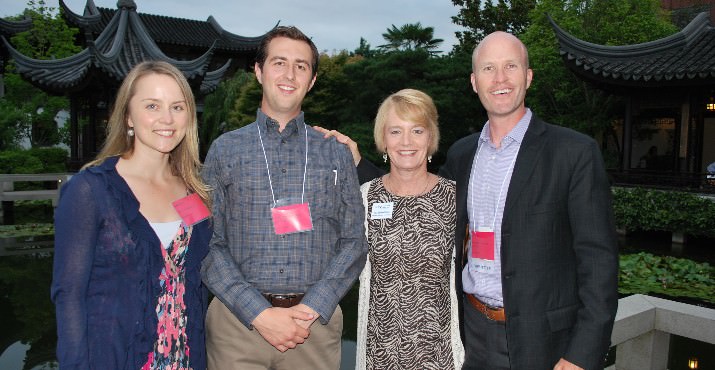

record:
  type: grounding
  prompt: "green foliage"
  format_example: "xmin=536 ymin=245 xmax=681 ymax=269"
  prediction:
xmin=378 ymin=23 xmax=444 ymax=56
xmin=0 ymin=147 xmax=67 ymax=174
xmin=201 ymin=70 xmax=255 ymax=157
xmin=225 ymin=71 xmax=263 ymax=130
xmin=612 ymin=187 xmax=715 ymax=237
xmin=353 ymin=38 xmax=378 ymax=58
xmin=518 ymin=0 xmax=678 ymax=160
xmin=0 ymin=98 xmax=29 ymax=150
xmin=0 ymin=223 xmax=54 ymax=238
xmin=11 ymin=1 xmax=80 ymax=60
xmin=1 ymin=1 xmax=81 ymax=149
xmin=338 ymin=121 xmax=385 ymax=170
xmin=619 ymin=252 xmax=715 ymax=304
xmin=26 ymin=147 xmax=68 ymax=172
xmin=304 ymin=52 xmax=359 ymax=128
xmin=451 ymin=0 xmax=536 ymax=53
xmin=0 ymin=151 xmax=43 ymax=174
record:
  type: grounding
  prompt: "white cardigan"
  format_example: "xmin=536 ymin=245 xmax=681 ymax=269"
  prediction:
xmin=354 ymin=180 xmax=465 ymax=370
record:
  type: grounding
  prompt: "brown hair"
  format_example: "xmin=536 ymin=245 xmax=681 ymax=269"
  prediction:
xmin=83 ymin=60 xmax=210 ymax=206
xmin=255 ymin=26 xmax=320 ymax=78
xmin=374 ymin=88 xmax=440 ymax=156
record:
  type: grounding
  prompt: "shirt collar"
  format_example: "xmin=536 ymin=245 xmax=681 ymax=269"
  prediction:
xmin=479 ymin=108 xmax=532 ymax=146
xmin=257 ymin=109 xmax=306 ymax=137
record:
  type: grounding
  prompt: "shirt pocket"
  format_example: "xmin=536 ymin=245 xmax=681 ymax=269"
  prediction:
xmin=306 ymin=168 xmax=339 ymax=220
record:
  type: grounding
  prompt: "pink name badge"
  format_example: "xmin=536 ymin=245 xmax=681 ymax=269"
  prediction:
xmin=471 ymin=229 xmax=495 ymax=260
xmin=172 ymin=193 xmax=211 ymax=226
xmin=271 ymin=202 xmax=313 ymax=235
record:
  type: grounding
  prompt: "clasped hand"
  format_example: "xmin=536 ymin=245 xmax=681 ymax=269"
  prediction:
xmin=252 ymin=303 xmax=318 ymax=352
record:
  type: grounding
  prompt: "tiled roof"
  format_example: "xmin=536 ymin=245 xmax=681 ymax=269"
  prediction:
xmin=550 ymin=12 xmax=715 ymax=87
xmin=61 ymin=0 xmax=267 ymax=52
xmin=1 ymin=0 xmax=261 ymax=94
xmin=0 ymin=16 xmax=32 ymax=37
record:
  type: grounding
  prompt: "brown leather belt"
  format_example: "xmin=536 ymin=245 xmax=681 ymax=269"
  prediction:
xmin=467 ymin=294 xmax=506 ymax=322
xmin=262 ymin=293 xmax=304 ymax=308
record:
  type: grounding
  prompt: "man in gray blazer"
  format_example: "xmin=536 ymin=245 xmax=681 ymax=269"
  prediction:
xmin=324 ymin=30 xmax=618 ymax=370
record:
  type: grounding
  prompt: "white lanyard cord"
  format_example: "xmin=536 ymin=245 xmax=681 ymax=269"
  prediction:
xmin=257 ymin=121 xmax=309 ymax=206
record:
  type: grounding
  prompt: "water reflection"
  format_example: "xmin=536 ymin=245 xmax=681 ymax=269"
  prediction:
xmin=0 ymin=248 xmax=57 ymax=370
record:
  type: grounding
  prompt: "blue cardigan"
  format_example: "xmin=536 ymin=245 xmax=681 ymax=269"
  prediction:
xmin=51 ymin=156 xmax=211 ymax=370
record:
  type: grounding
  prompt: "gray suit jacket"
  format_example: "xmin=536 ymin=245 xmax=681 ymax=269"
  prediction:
xmin=440 ymin=115 xmax=618 ymax=370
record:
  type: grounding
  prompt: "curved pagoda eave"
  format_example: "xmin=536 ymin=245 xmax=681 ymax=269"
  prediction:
xmin=2 ymin=36 xmax=92 ymax=93
xmin=0 ymin=16 xmax=33 ymax=37
xmin=59 ymin=0 xmax=104 ymax=32
xmin=549 ymin=12 xmax=715 ymax=89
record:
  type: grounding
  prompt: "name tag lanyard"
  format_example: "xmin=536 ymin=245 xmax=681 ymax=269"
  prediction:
xmin=469 ymin=141 xmax=518 ymax=262
xmin=257 ymin=123 xmax=313 ymax=234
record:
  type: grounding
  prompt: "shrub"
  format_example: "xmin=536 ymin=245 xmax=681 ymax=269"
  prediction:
xmin=0 ymin=151 xmax=43 ymax=174
xmin=612 ymin=187 xmax=715 ymax=237
xmin=0 ymin=148 xmax=68 ymax=174
xmin=26 ymin=147 xmax=68 ymax=173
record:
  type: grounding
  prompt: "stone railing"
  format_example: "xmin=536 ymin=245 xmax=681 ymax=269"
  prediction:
xmin=607 ymin=294 xmax=715 ymax=370
xmin=0 ymin=173 xmax=72 ymax=224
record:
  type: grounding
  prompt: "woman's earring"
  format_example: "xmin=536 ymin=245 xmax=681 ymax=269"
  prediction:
xmin=383 ymin=153 xmax=388 ymax=163
xmin=127 ymin=128 xmax=135 ymax=137
xmin=428 ymin=155 xmax=432 ymax=163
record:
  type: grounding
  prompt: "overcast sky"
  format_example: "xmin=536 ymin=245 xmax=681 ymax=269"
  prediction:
xmin=1 ymin=0 xmax=465 ymax=54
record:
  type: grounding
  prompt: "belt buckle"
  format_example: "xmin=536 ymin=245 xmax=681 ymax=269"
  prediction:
xmin=272 ymin=294 xmax=298 ymax=300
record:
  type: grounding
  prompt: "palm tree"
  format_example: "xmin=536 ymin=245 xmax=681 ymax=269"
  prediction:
xmin=378 ymin=22 xmax=444 ymax=56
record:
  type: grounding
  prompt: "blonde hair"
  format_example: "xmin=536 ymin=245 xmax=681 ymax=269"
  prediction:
xmin=373 ymin=88 xmax=440 ymax=156
xmin=83 ymin=60 xmax=211 ymax=206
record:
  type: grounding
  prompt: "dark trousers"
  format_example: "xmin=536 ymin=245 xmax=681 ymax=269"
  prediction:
xmin=462 ymin=295 xmax=511 ymax=370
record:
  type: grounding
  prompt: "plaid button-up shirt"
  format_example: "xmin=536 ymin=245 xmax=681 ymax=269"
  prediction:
xmin=201 ymin=109 xmax=367 ymax=327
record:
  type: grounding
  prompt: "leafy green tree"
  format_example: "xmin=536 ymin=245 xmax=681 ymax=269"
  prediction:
xmin=1 ymin=0 xmax=80 ymax=149
xmin=378 ymin=23 xmax=444 ymax=56
xmin=200 ymin=70 xmax=255 ymax=157
xmin=339 ymin=49 xmax=433 ymax=124
xmin=451 ymin=0 xmax=536 ymax=53
xmin=304 ymin=51 xmax=361 ymax=128
xmin=224 ymin=70 xmax=263 ymax=131
xmin=353 ymin=38 xmax=378 ymax=58
xmin=421 ymin=51 xmax=484 ymax=157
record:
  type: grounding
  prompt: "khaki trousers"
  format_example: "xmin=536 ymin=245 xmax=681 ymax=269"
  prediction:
xmin=205 ymin=297 xmax=343 ymax=370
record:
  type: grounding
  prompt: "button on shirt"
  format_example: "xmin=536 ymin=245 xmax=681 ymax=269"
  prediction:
xmin=462 ymin=109 xmax=532 ymax=308
xmin=201 ymin=109 xmax=367 ymax=327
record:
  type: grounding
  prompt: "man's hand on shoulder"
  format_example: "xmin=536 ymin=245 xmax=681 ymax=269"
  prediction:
xmin=553 ymin=358 xmax=584 ymax=370
xmin=313 ymin=126 xmax=362 ymax=166
xmin=251 ymin=307 xmax=314 ymax=352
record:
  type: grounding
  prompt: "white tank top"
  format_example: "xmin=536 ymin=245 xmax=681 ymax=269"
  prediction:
xmin=149 ymin=220 xmax=182 ymax=246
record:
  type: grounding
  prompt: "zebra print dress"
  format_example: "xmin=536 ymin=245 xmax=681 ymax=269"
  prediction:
xmin=365 ymin=176 xmax=456 ymax=370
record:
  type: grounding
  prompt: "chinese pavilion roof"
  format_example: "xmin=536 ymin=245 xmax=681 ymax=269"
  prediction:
xmin=1 ymin=0 xmax=268 ymax=95
xmin=60 ymin=0 xmax=266 ymax=52
xmin=550 ymin=12 xmax=715 ymax=89
xmin=0 ymin=16 xmax=32 ymax=37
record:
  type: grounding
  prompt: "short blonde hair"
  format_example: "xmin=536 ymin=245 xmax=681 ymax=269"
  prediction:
xmin=84 ymin=61 xmax=210 ymax=206
xmin=374 ymin=88 xmax=439 ymax=156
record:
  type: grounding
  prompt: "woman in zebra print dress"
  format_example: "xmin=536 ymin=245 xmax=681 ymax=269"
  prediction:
xmin=355 ymin=89 xmax=464 ymax=370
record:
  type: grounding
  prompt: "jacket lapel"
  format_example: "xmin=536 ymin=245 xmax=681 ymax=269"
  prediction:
xmin=504 ymin=116 xmax=547 ymax=214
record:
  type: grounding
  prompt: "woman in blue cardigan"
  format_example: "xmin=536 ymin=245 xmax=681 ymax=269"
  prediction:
xmin=52 ymin=61 xmax=212 ymax=370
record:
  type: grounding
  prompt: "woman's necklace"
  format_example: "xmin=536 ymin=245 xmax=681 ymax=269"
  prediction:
xmin=384 ymin=173 xmax=433 ymax=197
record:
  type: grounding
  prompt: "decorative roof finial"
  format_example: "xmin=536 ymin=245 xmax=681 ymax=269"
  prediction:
xmin=117 ymin=0 xmax=137 ymax=10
